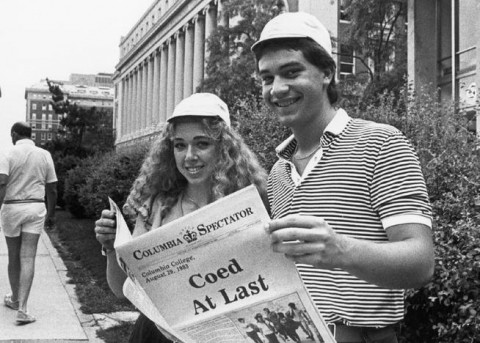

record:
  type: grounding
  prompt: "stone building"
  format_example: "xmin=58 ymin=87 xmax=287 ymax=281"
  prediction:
xmin=114 ymin=0 xmax=230 ymax=149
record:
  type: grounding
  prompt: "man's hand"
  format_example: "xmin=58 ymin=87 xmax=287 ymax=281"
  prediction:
xmin=45 ymin=216 xmax=56 ymax=230
xmin=94 ymin=209 xmax=117 ymax=252
xmin=265 ymin=214 xmax=434 ymax=289
xmin=265 ymin=215 xmax=351 ymax=270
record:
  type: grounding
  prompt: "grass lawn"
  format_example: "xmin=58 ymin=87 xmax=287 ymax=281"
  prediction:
xmin=46 ymin=209 xmax=135 ymax=342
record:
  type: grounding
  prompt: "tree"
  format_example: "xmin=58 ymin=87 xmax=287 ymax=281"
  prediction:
xmin=339 ymin=0 xmax=407 ymax=104
xmin=200 ymin=0 xmax=290 ymax=170
xmin=201 ymin=0 xmax=281 ymax=112
xmin=46 ymin=78 xmax=114 ymax=152
xmin=45 ymin=78 xmax=114 ymax=210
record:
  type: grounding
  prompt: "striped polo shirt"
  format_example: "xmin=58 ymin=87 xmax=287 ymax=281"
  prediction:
xmin=268 ymin=109 xmax=432 ymax=327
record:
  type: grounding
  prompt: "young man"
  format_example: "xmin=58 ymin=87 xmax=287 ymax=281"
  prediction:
xmin=0 ymin=122 xmax=57 ymax=324
xmin=252 ymin=12 xmax=434 ymax=343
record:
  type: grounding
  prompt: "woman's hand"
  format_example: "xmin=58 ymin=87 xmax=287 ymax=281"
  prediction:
xmin=94 ymin=209 xmax=117 ymax=253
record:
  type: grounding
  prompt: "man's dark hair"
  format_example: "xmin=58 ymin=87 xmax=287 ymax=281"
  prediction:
xmin=254 ymin=37 xmax=339 ymax=105
xmin=11 ymin=122 xmax=32 ymax=138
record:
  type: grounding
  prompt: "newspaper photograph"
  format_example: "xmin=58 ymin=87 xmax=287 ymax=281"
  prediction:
xmin=110 ymin=185 xmax=336 ymax=343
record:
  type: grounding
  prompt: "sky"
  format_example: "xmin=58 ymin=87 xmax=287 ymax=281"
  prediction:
xmin=0 ymin=0 xmax=154 ymax=151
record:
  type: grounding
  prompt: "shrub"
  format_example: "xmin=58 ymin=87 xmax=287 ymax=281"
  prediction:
xmin=344 ymin=84 xmax=480 ymax=342
xmin=52 ymin=153 xmax=84 ymax=208
xmin=231 ymin=95 xmax=290 ymax=171
xmin=77 ymin=144 xmax=149 ymax=219
xmin=63 ymin=155 xmax=102 ymax=218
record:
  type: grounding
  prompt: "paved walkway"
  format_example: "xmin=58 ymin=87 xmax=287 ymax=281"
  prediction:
xmin=0 ymin=230 xmax=104 ymax=343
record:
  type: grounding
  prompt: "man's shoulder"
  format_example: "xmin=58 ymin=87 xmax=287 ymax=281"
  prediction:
xmin=349 ymin=117 xmax=402 ymax=136
xmin=29 ymin=145 xmax=54 ymax=158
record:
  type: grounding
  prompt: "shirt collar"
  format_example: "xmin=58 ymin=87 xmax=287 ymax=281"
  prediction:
xmin=275 ymin=108 xmax=350 ymax=157
xmin=15 ymin=139 xmax=34 ymax=146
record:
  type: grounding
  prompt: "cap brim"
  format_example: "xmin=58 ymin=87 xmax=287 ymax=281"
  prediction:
xmin=251 ymin=34 xmax=311 ymax=52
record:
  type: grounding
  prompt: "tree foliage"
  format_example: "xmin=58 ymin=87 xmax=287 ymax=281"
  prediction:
xmin=341 ymin=0 xmax=407 ymax=78
xmin=46 ymin=78 xmax=114 ymax=152
xmin=339 ymin=0 xmax=407 ymax=105
xmin=201 ymin=0 xmax=281 ymax=112
xmin=45 ymin=78 xmax=114 ymax=209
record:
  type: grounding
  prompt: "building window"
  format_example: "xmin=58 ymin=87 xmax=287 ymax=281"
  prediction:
xmin=47 ymin=133 xmax=52 ymax=140
xmin=41 ymin=133 xmax=46 ymax=141
xmin=42 ymin=104 xmax=47 ymax=110
xmin=32 ymin=103 xmax=37 ymax=110
xmin=340 ymin=0 xmax=352 ymax=22
xmin=32 ymin=133 xmax=36 ymax=140
xmin=437 ymin=0 xmax=477 ymax=106
xmin=49 ymin=104 xmax=53 ymax=111
xmin=339 ymin=45 xmax=355 ymax=79
xmin=31 ymin=113 xmax=36 ymax=120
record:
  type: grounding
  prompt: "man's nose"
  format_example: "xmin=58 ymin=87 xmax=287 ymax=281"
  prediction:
xmin=271 ymin=77 xmax=289 ymax=97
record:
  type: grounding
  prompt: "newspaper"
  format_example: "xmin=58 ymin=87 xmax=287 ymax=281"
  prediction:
xmin=110 ymin=185 xmax=336 ymax=343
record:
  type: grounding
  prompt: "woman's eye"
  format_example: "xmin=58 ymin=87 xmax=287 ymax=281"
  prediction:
xmin=174 ymin=142 xmax=186 ymax=150
xmin=196 ymin=141 xmax=212 ymax=149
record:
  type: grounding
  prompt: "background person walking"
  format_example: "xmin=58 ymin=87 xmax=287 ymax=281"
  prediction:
xmin=0 ymin=122 xmax=57 ymax=324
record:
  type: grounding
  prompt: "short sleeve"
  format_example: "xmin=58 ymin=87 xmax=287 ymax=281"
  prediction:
xmin=45 ymin=152 xmax=58 ymax=183
xmin=370 ymin=131 xmax=432 ymax=227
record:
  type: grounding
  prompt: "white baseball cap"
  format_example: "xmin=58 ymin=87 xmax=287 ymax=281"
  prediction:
xmin=251 ymin=12 xmax=333 ymax=59
xmin=167 ymin=93 xmax=231 ymax=127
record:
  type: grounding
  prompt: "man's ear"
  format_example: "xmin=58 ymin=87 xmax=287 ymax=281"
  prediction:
xmin=323 ymin=71 xmax=333 ymax=85
xmin=322 ymin=67 xmax=335 ymax=85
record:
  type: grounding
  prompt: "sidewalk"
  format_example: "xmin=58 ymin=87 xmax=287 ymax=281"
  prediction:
xmin=0 ymin=230 xmax=104 ymax=343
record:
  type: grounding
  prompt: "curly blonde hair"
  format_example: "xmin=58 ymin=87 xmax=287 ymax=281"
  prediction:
xmin=124 ymin=116 xmax=268 ymax=220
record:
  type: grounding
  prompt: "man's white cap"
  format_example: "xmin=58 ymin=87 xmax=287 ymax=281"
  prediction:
xmin=167 ymin=93 xmax=230 ymax=127
xmin=251 ymin=12 xmax=333 ymax=58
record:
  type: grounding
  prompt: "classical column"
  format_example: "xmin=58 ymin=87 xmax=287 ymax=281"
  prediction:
xmin=193 ymin=14 xmax=205 ymax=92
xmin=160 ymin=44 xmax=168 ymax=122
xmin=175 ymin=31 xmax=185 ymax=105
xmin=141 ymin=60 xmax=148 ymax=130
xmin=218 ymin=0 xmax=229 ymax=27
xmin=183 ymin=22 xmax=195 ymax=97
xmin=217 ymin=0 xmax=229 ymax=54
xmin=204 ymin=4 xmax=217 ymax=74
xmin=128 ymin=71 xmax=135 ymax=134
xmin=136 ymin=65 xmax=143 ymax=133
xmin=120 ymin=77 xmax=126 ymax=139
xmin=166 ymin=38 xmax=176 ymax=119
xmin=130 ymin=70 xmax=136 ymax=134
xmin=152 ymin=49 xmax=161 ymax=125
xmin=126 ymin=76 xmax=131 ymax=136
xmin=146 ymin=54 xmax=155 ymax=128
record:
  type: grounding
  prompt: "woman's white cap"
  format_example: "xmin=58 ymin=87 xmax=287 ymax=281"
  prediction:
xmin=251 ymin=12 xmax=333 ymax=59
xmin=167 ymin=93 xmax=230 ymax=127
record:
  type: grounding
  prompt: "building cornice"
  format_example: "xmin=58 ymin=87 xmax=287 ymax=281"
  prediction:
xmin=114 ymin=0 xmax=213 ymax=81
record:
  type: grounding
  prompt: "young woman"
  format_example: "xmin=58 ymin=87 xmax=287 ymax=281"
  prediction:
xmin=94 ymin=93 xmax=267 ymax=343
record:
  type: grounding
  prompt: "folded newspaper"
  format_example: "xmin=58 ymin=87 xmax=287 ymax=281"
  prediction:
xmin=109 ymin=185 xmax=336 ymax=343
